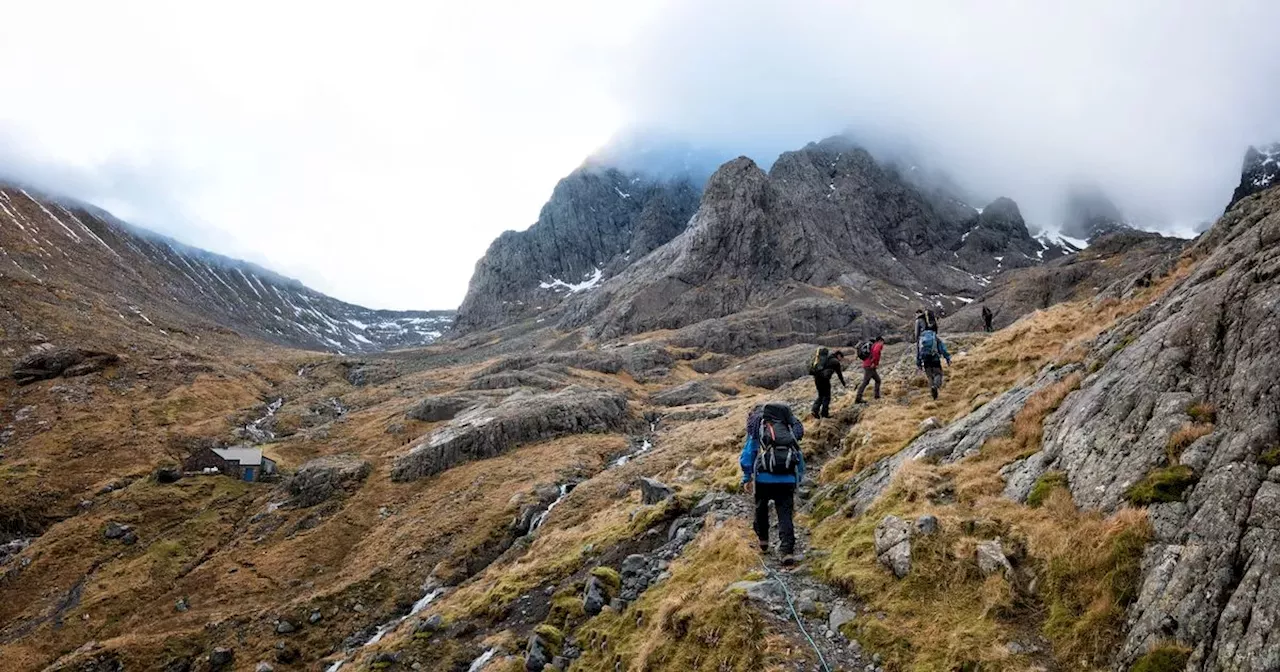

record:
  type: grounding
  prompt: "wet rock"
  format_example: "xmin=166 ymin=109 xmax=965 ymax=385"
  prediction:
xmin=154 ymin=465 xmax=183 ymax=484
xmin=175 ymin=597 xmax=189 ymax=613
xmin=525 ymin=627 xmax=563 ymax=671
xmin=308 ymin=610 xmax=322 ymax=624
xmin=874 ymin=516 xmax=912 ymax=578
xmin=209 ymin=647 xmax=234 ymax=667
xmin=121 ymin=530 xmax=138 ymax=545
xmin=915 ymin=514 xmax=939 ymax=536
xmin=286 ymin=455 xmax=372 ymax=507
xmin=638 ymin=477 xmax=674 ymax=505
xmin=468 ymin=367 xmax=567 ymax=391
xmin=274 ymin=620 xmax=295 ymax=634
xmin=392 ymin=387 xmax=636 ymax=482
xmin=650 ymin=381 xmax=719 ymax=407
xmin=976 ymin=540 xmax=1012 ymax=577
xmin=551 ymin=655 xmax=570 ymax=670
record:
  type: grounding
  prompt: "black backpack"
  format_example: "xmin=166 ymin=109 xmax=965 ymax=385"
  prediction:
xmin=756 ymin=403 xmax=800 ymax=476
xmin=856 ymin=341 xmax=872 ymax=361
xmin=923 ymin=310 xmax=939 ymax=333
xmin=808 ymin=347 xmax=830 ymax=376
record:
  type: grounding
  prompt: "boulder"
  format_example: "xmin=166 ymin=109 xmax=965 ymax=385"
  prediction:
xmin=103 ymin=522 xmax=129 ymax=540
xmin=12 ymin=344 xmax=118 ymax=385
xmin=286 ymin=455 xmax=372 ymax=507
xmin=209 ymin=648 xmax=234 ymax=668
xmin=975 ymin=540 xmax=1012 ymax=577
xmin=726 ymin=579 xmax=783 ymax=604
xmin=873 ymin=516 xmax=912 ymax=578
xmin=638 ymin=478 xmax=674 ymax=505
xmin=393 ymin=387 xmax=636 ymax=482
xmin=154 ymin=465 xmax=183 ymax=484
xmin=274 ymin=620 xmax=295 ymax=634
xmin=918 ymin=417 xmax=940 ymax=433
xmin=583 ymin=576 xmax=609 ymax=616
xmin=829 ymin=604 xmax=858 ymax=633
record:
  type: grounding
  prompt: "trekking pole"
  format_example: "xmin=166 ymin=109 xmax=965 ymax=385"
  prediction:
xmin=762 ymin=562 xmax=833 ymax=672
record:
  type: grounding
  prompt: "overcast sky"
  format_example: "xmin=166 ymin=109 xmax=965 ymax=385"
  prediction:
xmin=2 ymin=1 xmax=1277 ymax=310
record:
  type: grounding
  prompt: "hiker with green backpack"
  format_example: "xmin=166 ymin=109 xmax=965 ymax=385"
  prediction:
xmin=808 ymin=347 xmax=846 ymax=419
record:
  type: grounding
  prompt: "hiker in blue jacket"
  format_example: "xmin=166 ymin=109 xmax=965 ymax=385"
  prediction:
xmin=916 ymin=329 xmax=952 ymax=400
xmin=740 ymin=402 xmax=805 ymax=565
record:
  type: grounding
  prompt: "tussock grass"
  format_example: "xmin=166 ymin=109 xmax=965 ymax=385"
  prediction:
xmin=1166 ymin=423 xmax=1213 ymax=462
xmin=1125 ymin=466 xmax=1198 ymax=505
xmin=571 ymin=522 xmax=797 ymax=672
xmin=1130 ymin=644 xmax=1192 ymax=672
xmin=1185 ymin=401 xmax=1217 ymax=425
xmin=808 ymin=281 xmax=1184 ymax=670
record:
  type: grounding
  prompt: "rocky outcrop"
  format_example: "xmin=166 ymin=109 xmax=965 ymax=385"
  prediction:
xmin=874 ymin=515 xmax=913 ymax=578
xmin=649 ymin=381 xmax=719 ymax=407
xmin=454 ymin=166 xmax=700 ymax=332
xmin=286 ymin=455 xmax=372 ymax=507
xmin=947 ymin=230 xmax=1186 ymax=332
xmin=840 ymin=364 xmax=1082 ymax=517
xmin=12 ymin=344 xmax=118 ymax=385
xmin=664 ymin=297 xmax=886 ymax=356
xmin=391 ymin=387 xmax=636 ymax=481
xmin=1226 ymin=142 xmax=1279 ymax=211
xmin=953 ymin=197 xmax=1044 ymax=274
xmin=1001 ymin=188 xmax=1280 ymax=670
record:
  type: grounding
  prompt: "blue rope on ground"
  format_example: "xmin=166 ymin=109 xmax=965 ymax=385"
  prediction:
xmin=762 ymin=562 xmax=833 ymax=672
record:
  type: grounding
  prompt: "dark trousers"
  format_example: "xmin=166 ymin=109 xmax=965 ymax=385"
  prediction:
xmin=753 ymin=481 xmax=796 ymax=554
xmin=811 ymin=375 xmax=831 ymax=418
xmin=983 ymin=316 xmax=993 ymax=332
xmin=856 ymin=367 xmax=880 ymax=400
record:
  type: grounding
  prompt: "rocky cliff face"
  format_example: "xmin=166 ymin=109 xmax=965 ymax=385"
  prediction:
xmin=0 ymin=184 xmax=450 ymax=353
xmin=559 ymin=137 xmax=1055 ymax=341
xmin=1226 ymin=142 xmax=1280 ymax=211
xmin=453 ymin=166 xmax=699 ymax=332
xmin=1003 ymin=184 xmax=1280 ymax=670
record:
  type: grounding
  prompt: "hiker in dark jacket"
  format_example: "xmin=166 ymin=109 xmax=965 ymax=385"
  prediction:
xmin=916 ymin=330 xmax=952 ymax=400
xmin=981 ymin=305 xmax=994 ymax=332
xmin=740 ymin=403 xmax=805 ymax=565
xmin=810 ymin=351 xmax=846 ymax=419
xmin=855 ymin=336 xmax=884 ymax=403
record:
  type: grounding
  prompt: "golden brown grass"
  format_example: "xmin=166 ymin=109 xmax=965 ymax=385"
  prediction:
xmin=1166 ymin=423 xmax=1213 ymax=463
xmin=570 ymin=521 xmax=800 ymax=672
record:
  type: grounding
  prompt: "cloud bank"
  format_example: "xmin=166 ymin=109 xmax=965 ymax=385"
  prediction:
xmin=1 ymin=1 xmax=1277 ymax=309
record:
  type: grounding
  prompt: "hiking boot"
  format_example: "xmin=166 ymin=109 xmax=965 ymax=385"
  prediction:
xmin=757 ymin=541 xmax=769 ymax=553
xmin=854 ymin=398 xmax=867 ymax=404
xmin=930 ymin=388 xmax=939 ymax=400
xmin=780 ymin=554 xmax=797 ymax=567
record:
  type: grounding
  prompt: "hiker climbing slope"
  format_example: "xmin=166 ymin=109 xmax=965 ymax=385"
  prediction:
xmin=914 ymin=308 xmax=939 ymax=357
xmin=740 ymin=402 xmax=805 ymax=566
xmin=982 ymin=305 xmax=994 ymax=332
xmin=808 ymin=348 xmax=846 ymax=419
xmin=916 ymin=329 xmax=952 ymax=400
xmin=854 ymin=336 xmax=884 ymax=404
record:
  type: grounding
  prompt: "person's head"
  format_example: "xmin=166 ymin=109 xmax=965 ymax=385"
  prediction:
xmin=833 ymin=351 xmax=845 ymax=360
xmin=874 ymin=335 xmax=884 ymax=343
xmin=916 ymin=309 xmax=924 ymax=317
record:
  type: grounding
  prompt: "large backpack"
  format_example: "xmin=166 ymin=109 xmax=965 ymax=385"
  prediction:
xmin=808 ymin=347 xmax=830 ymax=376
xmin=856 ymin=341 xmax=873 ymax=361
xmin=923 ymin=309 xmax=939 ymax=333
xmin=919 ymin=330 xmax=940 ymax=360
xmin=756 ymin=402 xmax=800 ymax=476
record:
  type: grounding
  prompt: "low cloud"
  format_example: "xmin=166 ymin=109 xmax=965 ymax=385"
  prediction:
xmin=611 ymin=0 xmax=1280 ymax=235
